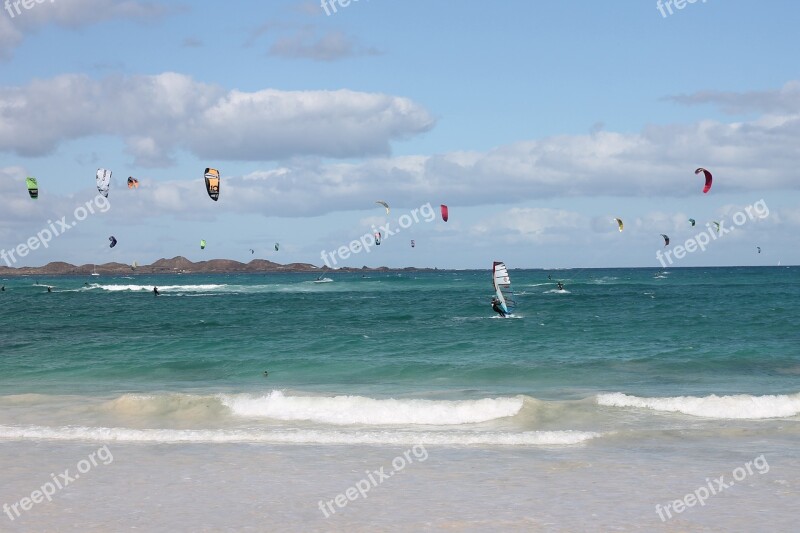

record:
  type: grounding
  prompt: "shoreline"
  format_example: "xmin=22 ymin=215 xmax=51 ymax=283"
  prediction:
xmin=0 ymin=260 xmax=792 ymax=278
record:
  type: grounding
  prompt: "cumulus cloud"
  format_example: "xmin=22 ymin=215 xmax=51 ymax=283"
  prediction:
xmin=0 ymin=72 xmax=435 ymax=165
xmin=194 ymin=105 xmax=800 ymax=218
xmin=667 ymin=81 xmax=800 ymax=115
xmin=472 ymin=208 xmax=588 ymax=244
xmin=0 ymin=0 xmax=169 ymax=59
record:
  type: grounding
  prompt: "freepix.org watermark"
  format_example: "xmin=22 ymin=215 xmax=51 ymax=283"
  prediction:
xmin=320 ymin=0 xmax=364 ymax=17
xmin=318 ymin=444 xmax=428 ymax=518
xmin=656 ymin=0 xmax=707 ymax=18
xmin=655 ymin=454 xmax=769 ymax=522
xmin=4 ymin=0 xmax=55 ymax=19
xmin=3 ymin=445 xmax=114 ymax=522
xmin=320 ymin=202 xmax=436 ymax=268
xmin=656 ymin=199 xmax=769 ymax=268
xmin=0 ymin=194 xmax=110 ymax=267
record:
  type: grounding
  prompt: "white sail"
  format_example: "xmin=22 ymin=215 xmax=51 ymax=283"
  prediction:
xmin=492 ymin=261 xmax=515 ymax=314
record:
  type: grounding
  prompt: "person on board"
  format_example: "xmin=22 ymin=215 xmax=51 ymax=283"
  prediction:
xmin=491 ymin=296 xmax=506 ymax=318
xmin=47 ymin=286 xmax=52 ymax=293
xmin=556 ymin=282 xmax=564 ymax=291
xmin=153 ymin=287 xmax=160 ymax=296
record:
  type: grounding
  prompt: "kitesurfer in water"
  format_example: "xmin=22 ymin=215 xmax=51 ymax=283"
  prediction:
xmin=153 ymin=287 xmax=159 ymax=296
xmin=491 ymin=296 xmax=506 ymax=318
xmin=47 ymin=286 xmax=52 ymax=293
xmin=556 ymin=282 xmax=564 ymax=291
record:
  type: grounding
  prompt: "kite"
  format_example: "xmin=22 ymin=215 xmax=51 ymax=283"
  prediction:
xmin=205 ymin=168 xmax=220 ymax=201
xmin=26 ymin=177 xmax=38 ymax=199
xmin=695 ymin=168 xmax=713 ymax=194
xmin=96 ymin=169 xmax=111 ymax=197
xmin=375 ymin=201 xmax=390 ymax=215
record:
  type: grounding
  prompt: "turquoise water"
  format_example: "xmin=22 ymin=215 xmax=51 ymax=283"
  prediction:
xmin=1 ymin=267 xmax=799 ymax=530
xmin=1 ymin=267 xmax=798 ymax=399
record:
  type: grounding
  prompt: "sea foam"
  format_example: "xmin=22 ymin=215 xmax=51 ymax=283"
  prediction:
xmin=0 ymin=424 xmax=598 ymax=446
xmin=596 ymin=392 xmax=800 ymax=419
xmin=220 ymin=391 xmax=524 ymax=426
xmin=95 ymin=284 xmax=226 ymax=292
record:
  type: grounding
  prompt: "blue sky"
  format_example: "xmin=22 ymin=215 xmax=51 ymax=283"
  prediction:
xmin=1 ymin=0 xmax=798 ymax=269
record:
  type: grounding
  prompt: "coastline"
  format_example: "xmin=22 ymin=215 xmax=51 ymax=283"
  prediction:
xmin=0 ymin=256 xmax=440 ymax=277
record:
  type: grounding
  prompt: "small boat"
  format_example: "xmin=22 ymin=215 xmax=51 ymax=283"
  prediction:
xmin=91 ymin=265 xmax=99 ymax=277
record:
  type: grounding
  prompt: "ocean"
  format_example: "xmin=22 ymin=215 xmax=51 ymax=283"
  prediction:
xmin=0 ymin=267 xmax=798 ymax=531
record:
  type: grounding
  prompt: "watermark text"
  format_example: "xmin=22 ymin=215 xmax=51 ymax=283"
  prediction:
xmin=1 ymin=194 xmax=110 ymax=267
xmin=320 ymin=202 xmax=436 ymax=268
xmin=656 ymin=0 xmax=707 ymax=18
xmin=4 ymin=0 xmax=56 ymax=19
xmin=656 ymin=199 xmax=768 ymax=267
xmin=318 ymin=444 xmax=428 ymax=518
xmin=655 ymin=454 xmax=769 ymax=522
xmin=3 ymin=445 xmax=114 ymax=522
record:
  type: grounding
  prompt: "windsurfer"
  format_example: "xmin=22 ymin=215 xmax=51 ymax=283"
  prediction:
xmin=491 ymin=296 xmax=506 ymax=317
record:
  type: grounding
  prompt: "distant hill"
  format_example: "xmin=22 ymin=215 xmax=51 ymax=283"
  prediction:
xmin=0 ymin=256 xmax=320 ymax=276
xmin=0 ymin=257 xmax=433 ymax=276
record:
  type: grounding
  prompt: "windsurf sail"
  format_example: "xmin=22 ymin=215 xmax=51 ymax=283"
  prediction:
xmin=205 ymin=168 xmax=220 ymax=201
xmin=96 ymin=168 xmax=111 ymax=197
xmin=441 ymin=204 xmax=449 ymax=222
xmin=492 ymin=261 xmax=516 ymax=315
xmin=26 ymin=177 xmax=38 ymax=199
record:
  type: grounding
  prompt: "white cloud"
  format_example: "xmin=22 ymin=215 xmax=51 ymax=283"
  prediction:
xmin=472 ymin=208 xmax=587 ymax=244
xmin=192 ymin=104 xmax=800 ymax=218
xmin=0 ymin=72 xmax=435 ymax=165
xmin=0 ymin=0 xmax=170 ymax=59
xmin=667 ymin=81 xmax=800 ymax=115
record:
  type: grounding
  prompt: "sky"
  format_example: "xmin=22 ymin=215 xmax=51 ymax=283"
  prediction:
xmin=1 ymin=0 xmax=799 ymax=270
